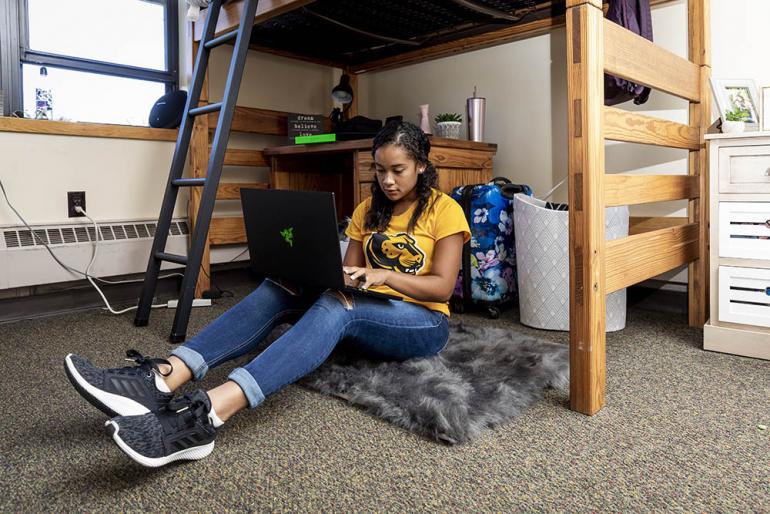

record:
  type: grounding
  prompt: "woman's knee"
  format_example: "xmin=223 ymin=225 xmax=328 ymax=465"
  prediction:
xmin=316 ymin=290 xmax=354 ymax=312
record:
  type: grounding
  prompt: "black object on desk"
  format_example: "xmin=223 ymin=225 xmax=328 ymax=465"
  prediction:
xmin=334 ymin=115 xmax=382 ymax=141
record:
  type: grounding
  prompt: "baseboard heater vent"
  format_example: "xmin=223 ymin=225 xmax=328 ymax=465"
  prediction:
xmin=0 ymin=219 xmax=189 ymax=290
xmin=2 ymin=221 xmax=188 ymax=249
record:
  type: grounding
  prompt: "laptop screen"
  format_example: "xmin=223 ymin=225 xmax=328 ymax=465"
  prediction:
xmin=240 ymin=189 xmax=345 ymax=290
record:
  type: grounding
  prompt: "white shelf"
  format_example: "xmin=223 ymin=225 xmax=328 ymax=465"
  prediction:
xmin=705 ymin=130 xmax=770 ymax=140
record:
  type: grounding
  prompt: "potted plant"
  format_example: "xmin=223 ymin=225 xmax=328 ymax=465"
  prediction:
xmin=434 ymin=112 xmax=462 ymax=139
xmin=722 ymin=106 xmax=750 ymax=134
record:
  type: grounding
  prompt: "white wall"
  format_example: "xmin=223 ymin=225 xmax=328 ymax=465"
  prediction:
xmin=0 ymin=134 xmax=179 ymax=224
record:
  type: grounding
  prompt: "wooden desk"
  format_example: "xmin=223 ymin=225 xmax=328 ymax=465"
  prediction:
xmin=263 ymin=137 xmax=497 ymax=217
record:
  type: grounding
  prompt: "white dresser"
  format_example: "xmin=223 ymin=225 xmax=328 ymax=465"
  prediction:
xmin=704 ymin=131 xmax=770 ymax=360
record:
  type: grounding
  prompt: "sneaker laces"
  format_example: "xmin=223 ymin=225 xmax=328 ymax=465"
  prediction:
xmin=123 ymin=349 xmax=173 ymax=377
xmin=166 ymin=391 xmax=211 ymax=427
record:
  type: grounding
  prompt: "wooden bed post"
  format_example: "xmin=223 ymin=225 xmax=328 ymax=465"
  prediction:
xmin=189 ymin=37 xmax=212 ymax=297
xmin=566 ymin=0 xmax=606 ymax=415
xmin=687 ymin=0 xmax=710 ymax=327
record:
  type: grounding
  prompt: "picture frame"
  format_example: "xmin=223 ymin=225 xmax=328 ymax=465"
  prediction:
xmin=762 ymin=86 xmax=770 ymax=132
xmin=710 ymin=78 xmax=761 ymax=131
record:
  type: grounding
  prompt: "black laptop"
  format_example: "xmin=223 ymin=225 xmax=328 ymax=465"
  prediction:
xmin=240 ymin=189 xmax=401 ymax=301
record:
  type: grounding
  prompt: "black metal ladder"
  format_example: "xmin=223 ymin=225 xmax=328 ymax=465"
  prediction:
xmin=135 ymin=0 xmax=260 ymax=342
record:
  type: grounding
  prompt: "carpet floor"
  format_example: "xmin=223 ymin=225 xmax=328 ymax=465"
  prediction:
xmin=1 ymin=284 xmax=768 ymax=512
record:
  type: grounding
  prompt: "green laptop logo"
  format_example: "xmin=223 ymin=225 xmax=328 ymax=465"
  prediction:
xmin=280 ymin=227 xmax=294 ymax=247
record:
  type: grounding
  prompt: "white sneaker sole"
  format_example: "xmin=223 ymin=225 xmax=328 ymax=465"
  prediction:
xmin=65 ymin=354 xmax=150 ymax=417
xmin=105 ymin=420 xmax=215 ymax=468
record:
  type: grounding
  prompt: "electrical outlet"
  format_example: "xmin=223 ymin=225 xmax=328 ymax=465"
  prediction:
xmin=68 ymin=191 xmax=86 ymax=217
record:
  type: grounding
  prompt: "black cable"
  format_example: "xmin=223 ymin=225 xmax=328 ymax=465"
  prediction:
xmin=198 ymin=248 xmax=248 ymax=298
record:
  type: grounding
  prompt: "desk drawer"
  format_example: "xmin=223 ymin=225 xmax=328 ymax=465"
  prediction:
xmin=718 ymin=145 xmax=770 ymax=193
xmin=359 ymin=182 xmax=373 ymax=202
xmin=719 ymin=202 xmax=770 ymax=260
xmin=718 ymin=266 xmax=770 ymax=328
xmin=357 ymin=153 xmax=375 ymax=182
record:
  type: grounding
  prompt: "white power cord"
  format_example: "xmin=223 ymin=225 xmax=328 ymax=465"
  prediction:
xmin=75 ymin=206 xmax=167 ymax=314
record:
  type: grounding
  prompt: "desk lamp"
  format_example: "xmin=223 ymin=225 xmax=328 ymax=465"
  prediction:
xmin=330 ymin=74 xmax=353 ymax=127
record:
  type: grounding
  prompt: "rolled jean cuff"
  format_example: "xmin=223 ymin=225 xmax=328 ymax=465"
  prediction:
xmin=170 ymin=346 xmax=209 ymax=380
xmin=228 ymin=367 xmax=266 ymax=409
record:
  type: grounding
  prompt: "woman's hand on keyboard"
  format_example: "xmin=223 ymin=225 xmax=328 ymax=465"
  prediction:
xmin=342 ymin=271 xmax=361 ymax=288
xmin=343 ymin=266 xmax=390 ymax=290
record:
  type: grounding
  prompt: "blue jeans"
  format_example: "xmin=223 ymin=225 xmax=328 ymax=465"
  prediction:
xmin=171 ymin=279 xmax=449 ymax=408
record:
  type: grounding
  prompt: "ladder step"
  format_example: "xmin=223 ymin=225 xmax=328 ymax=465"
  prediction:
xmin=189 ymin=102 xmax=222 ymax=117
xmin=172 ymin=178 xmax=207 ymax=187
xmin=204 ymin=31 xmax=238 ymax=50
xmin=156 ymin=252 xmax=188 ymax=265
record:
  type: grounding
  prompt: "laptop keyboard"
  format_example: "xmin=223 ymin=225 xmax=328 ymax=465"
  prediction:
xmin=345 ymin=286 xmax=371 ymax=293
xmin=343 ymin=286 xmax=402 ymax=301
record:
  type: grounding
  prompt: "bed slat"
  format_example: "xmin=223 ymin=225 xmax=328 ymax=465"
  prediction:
xmin=605 ymin=174 xmax=699 ymax=206
xmin=629 ymin=216 xmax=687 ymax=235
xmin=216 ymin=182 xmax=269 ymax=200
xmin=194 ymin=0 xmax=313 ymax=41
xmin=217 ymin=148 xmax=269 ymax=167
xmin=603 ymin=19 xmax=700 ymax=102
xmin=603 ymin=107 xmax=700 ymax=150
xmin=209 ymin=216 xmax=247 ymax=244
xmin=605 ymin=223 xmax=699 ymax=293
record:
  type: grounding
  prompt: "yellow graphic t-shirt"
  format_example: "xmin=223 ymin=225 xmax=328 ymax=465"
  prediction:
xmin=345 ymin=189 xmax=471 ymax=316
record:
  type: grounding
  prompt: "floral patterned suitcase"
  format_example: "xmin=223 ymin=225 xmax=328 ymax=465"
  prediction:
xmin=450 ymin=178 xmax=532 ymax=318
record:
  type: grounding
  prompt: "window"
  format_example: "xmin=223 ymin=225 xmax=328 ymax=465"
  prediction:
xmin=6 ymin=0 xmax=178 ymax=126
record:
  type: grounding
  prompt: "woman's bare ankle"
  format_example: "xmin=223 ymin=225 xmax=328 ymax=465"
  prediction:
xmin=162 ymin=356 xmax=193 ymax=391
xmin=208 ymin=381 xmax=248 ymax=423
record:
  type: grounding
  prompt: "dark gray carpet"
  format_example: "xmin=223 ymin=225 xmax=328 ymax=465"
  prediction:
xmin=300 ymin=323 xmax=568 ymax=444
xmin=1 ymin=284 xmax=768 ymax=512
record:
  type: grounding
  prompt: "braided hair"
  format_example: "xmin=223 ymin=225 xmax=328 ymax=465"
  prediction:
xmin=364 ymin=121 xmax=438 ymax=234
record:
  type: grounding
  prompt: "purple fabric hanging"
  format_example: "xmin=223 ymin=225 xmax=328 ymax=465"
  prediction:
xmin=605 ymin=0 xmax=653 ymax=106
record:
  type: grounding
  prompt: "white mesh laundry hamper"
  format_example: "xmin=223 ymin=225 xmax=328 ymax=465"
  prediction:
xmin=513 ymin=194 xmax=628 ymax=332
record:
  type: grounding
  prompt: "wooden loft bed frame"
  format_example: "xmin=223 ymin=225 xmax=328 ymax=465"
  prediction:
xmin=189 ymin=0 xmax=710 ymax=415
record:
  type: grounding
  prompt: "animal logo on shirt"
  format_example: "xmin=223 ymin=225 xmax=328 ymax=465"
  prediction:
xmin=365 ymin=232 xmax=425 ymax=274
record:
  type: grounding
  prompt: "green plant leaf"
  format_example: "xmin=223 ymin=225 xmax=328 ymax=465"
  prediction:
xmin=725 ymin=106 xmax=750 ymax=122
xmin=434 ymin=112 xmax=462 ymax=123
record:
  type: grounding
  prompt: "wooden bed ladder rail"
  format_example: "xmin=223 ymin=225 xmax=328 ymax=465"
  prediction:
xmin=566 ymin=0 xmax=710 ymax=416
xmin=134 ymin=0 xmax=262 ymax=343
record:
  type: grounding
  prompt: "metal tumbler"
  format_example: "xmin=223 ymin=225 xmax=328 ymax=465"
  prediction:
xmin=467 ymin=96 xmax=485 ymax=142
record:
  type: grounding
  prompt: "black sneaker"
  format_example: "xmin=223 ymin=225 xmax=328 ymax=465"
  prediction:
xmin=64 ymin=349 xmax=174 ymax=417
xmin=105 ymin=389 xmax=217 ymax=468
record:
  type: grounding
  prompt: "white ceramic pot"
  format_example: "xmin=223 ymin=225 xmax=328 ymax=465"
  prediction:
xmin=722 ymin=120 xmax=745 ymax=134
xmin=435 ymin=121 xmax=461 ymax=139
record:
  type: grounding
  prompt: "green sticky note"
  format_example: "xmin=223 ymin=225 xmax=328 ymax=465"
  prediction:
xmin=294 ymin=133 xmax=336 ymax=144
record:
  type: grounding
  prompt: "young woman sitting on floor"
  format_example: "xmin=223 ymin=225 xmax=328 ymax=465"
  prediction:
xmin=64 ymin=121 xmax=471 ymax=468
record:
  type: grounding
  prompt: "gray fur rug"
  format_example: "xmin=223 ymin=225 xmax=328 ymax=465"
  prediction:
xmin=297 ymin=322 xmax=569 ymax=445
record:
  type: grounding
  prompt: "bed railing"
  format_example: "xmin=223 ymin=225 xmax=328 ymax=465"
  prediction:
xmin=606 ymin=222 xmax=700 ymax=293
xmin=603 ymin=19 xmax=701 ymax=101
xmin=603 ymin=107 xmax=700 ymax=149
xmin=604 ymin=174 xmax=699 ymax=206
xmin=566 ymin=0 xmax=710 ymax=415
